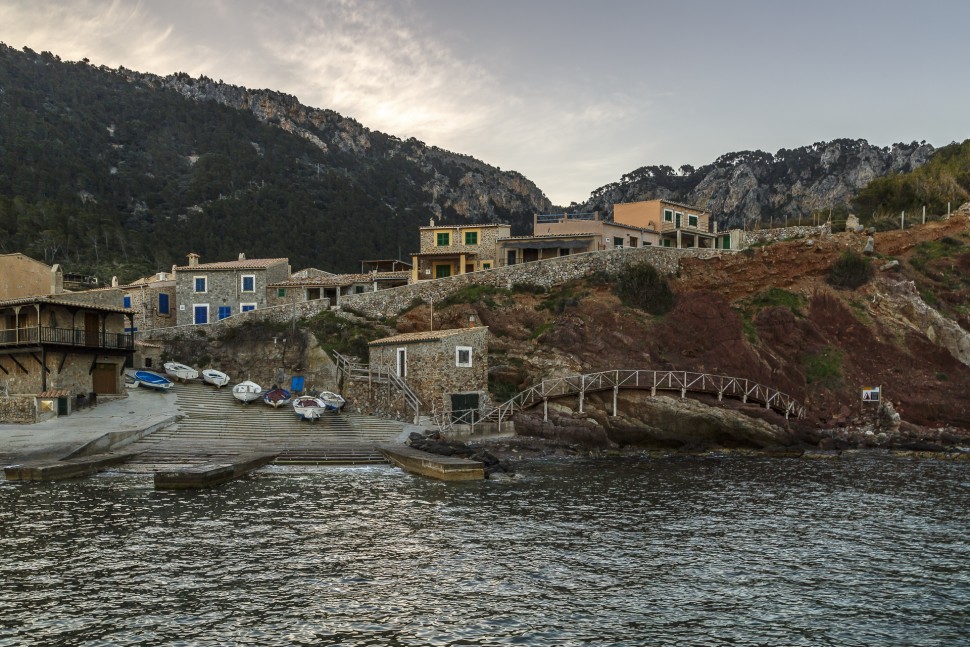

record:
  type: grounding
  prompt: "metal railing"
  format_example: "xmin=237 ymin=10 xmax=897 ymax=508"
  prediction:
xmin=0 ymin=326 xmax=133 ymax=350
xmin=434 ymin=369 xmax=805 ymax=434
xmin=333 ymin=350 xmax=422 ymax=422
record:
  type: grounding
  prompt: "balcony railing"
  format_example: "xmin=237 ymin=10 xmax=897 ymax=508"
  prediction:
xmin=0 ymin=326 xmax=133 ymax=350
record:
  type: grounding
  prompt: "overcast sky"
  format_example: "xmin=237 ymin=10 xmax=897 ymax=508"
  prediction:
xmin=2 ymin=0 xmax=968 ymax=205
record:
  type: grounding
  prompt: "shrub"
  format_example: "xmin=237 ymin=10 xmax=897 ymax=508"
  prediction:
xmin=613 ymin=262 xmax=675 ymax=315
xmin=752 ymin=287 xmax=805 ymax=313
xmin=803 ymin=347 xmax=844 ymax=389
xmin=827 ymin=250 xmax=873 ymax=290
xmin=438 ymin=284 xmax=511 ymax=308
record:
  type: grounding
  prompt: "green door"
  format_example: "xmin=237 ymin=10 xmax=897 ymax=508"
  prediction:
xmin=450 ymin=393 xmax=480 ymax=424
xmin=435 ymin=264 xmax=451 ymax=279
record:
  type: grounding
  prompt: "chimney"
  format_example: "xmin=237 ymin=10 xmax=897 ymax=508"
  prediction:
xmin=111 ymin=276 xmax=118 ymax=287
xmin=171 ymin=264 xmax=177 ymax=276
xmin=238 ymin=252 xmax=246 ymax=261
xmin=187 ymin=252 xmax=200 ymax=267
xmin=429 ymin=218 xmax=435 ymax=227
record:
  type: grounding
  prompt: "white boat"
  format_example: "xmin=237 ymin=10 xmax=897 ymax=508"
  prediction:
xmin=164 ymin=361 xmax=199 ymax=382
xmin=231 ymin=380 xmax=263 ymax=404
xmin=202 ymin=368 xmax=230 ymax=388
xmin=318 ymin=390 xmax=346 ymax=412
xmin=293 ymin=396 xmax=327 ymax=421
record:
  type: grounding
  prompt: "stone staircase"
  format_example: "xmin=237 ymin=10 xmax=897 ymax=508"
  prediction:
xmin=123 ymin=381 xmax=405 ymax=469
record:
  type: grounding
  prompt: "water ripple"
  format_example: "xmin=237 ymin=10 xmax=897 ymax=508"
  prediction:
xmin=0 ymin=458 xmax=968 ymax=645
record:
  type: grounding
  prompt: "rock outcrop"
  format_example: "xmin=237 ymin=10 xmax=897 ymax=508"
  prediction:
xmin=580 ymin=139 xmax=935 ymax=230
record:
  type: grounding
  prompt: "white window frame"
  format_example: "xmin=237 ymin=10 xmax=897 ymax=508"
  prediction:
xmin=193 ymin=303 xmax=209 ymax=325
xmin=455 ymin=345 xmax=473 ymax=368
xmin=240 ymin=302 xmax=257 ymax=313
xmin=193 ymin=276 xmax=207 ymax=293
xmin=688 ymin=214 xmax=699 ymax=228
xmin=240 ymin=274 xmax=256 ymax=293
xmin=396 ymin=347 xmax=407 ymax=377
xmin=663 ymin=209 xmax=673 ymax=223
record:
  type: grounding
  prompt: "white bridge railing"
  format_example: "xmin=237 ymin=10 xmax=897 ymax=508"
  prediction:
xmin=435 ymin=369 xmax=805 ymax=434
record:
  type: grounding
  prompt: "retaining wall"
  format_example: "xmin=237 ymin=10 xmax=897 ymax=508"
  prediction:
xmin=339 ymin=246 xmax=722 ymax=319
xmin=740 ymin=224 xmax=831 ymax=248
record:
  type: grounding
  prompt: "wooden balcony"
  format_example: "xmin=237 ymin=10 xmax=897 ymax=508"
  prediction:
xmin=0 ymin=326 xmax=133 ymax=351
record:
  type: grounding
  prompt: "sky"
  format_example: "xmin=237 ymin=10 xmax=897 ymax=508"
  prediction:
xmin=2 ymin=0 xmax=968 ymax=206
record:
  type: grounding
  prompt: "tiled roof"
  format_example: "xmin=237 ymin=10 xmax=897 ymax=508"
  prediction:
xmin=174 ymin=258 xmax=288 ymax=271
xmin=0 ymin=295 xmax=131 ymax=314
xmin=411 ymin=250 xmax=480 ymax=257
xmin=369 ymin=326 xmax=487 ymax=346
xmin=499 ymin=233 xmax=597 ymax=240
xmin=135 ymin=340 xmax=163 ymax=349
xmin=418 ymin=223 xmax=510 ymax=230
xmin=36 ymin=390 xmax=71 ymax=398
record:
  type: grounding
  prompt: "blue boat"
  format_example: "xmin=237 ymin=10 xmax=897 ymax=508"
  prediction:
xmin=131 ymin=370 xmax=174 ymax=391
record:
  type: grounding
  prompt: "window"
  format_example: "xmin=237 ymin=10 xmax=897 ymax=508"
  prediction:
xmin=123 ymin=295 xmax=131 ymax=308
xmin=675 ymin=212 xmax=683 ymax=228
xmin=663 ymin=209 xmax=673 ymax=223
xmin=464 ymin=231 xmax=478 ymax=245
xmin=194 ymin=276 xmax=207 ymax=293
xmin=662 ymin=239 xmax=671 ymax=247
xmin=218 ymin=306 xmax=232 ymax=320
xmin=436 ymin=231 xmax=450 ymax=247
xmin=158 ymin=293 xmax=170 ymax=315
xmin=241 ymin=303 xmax=257 ymax=313
xmin=396 ymin=348 xmax=407 ymax=377
xmin=482 ymin=262 xmax=491 ymax=270
xmin=435 ymin=264 xmax=451 ymax=279
xmin=241 ymin=274 xmax=255 ymax=292
xmin=688 ymin=214 xmax=699 ymax=228
xmin=456 ymin=346 xmax=472 ymax=367
xmin=277 ymin=288 xmax=286 ymax=298
xmin=355 ymin=285 xmax=365 ymax=294
xmin=193 ymin=304 xmax=209 ymax=324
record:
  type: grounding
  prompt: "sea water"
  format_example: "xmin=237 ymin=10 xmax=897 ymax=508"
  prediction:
xmin=1 ymin=456 xmax=968 ymax=645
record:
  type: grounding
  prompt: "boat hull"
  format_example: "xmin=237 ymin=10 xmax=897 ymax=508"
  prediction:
xmin=293 ymin=397 xmax=327 ymax=421
xmin=232 ymin=381 xmax=263 ymax=403
xmin=132 ymin=370 xmax=174 ymax=391
xmin=164 ymin=362 xmax=199 ymax=381
xmin=202 ymin=369 xmax=230 ymax=388
xmin=318 ymin=391 xmax=346 ymax=412
xmin=263 ymin=388 xmax=292 ymax=408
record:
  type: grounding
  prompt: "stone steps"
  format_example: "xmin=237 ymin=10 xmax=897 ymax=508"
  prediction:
xmin=124 ymin=381 xmax=403 ymax=468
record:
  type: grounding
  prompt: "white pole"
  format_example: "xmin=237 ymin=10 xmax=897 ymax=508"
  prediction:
xmin=429 ymin=298 xmax=433 ymax=332
xmin=901 ymin=211 xmax=905 ymax=230
xmin=922 ymin=205 xmax=926 ymax=224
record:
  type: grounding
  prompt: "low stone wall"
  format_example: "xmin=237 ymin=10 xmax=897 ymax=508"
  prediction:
xmin=740 ymin=224 xmax=831 ymax=247
xmin=339 ymin=246 xmax=721 ymax=319
xmin=0 ymin=396 xmax=37 ymax=424
xmin=142 ymin=298 xmax=331 ymax=341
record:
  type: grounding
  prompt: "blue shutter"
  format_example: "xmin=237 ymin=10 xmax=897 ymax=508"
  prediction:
xmin=123 ymin=295 xmax=131 ymax=308
xmin=158 ymin=293 xmax=170 ymax=314
xmin=218 ymin=306 xmax=231 ymax=320
xmin=193 ymin=305 xmax=208 ymax=324
xmin=242 ymin=276 xmax=255 ymax=292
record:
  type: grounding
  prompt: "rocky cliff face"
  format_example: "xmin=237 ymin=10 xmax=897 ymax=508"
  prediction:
xmin=580 ymin=139 xmax=935 ymax=229
xmin=122 ymin=71 xmax=552 ymax=228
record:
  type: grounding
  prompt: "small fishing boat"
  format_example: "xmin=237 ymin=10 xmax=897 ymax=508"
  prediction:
xmin=131 ymin=370 xmax=174 ymax=391
xmin=262 ymin=387 xmax=292 ymax=408
xmin=124 ymin=372 xmax=140 ymax=389
xmin=293 ymin=396 xmax=328 ymax=421
xmin=201 ymin=368 xmax=231 ymax=388
xmin=231 ymin=380 xmax=263 ymax=404
xmin=318 ymin=390 xmax=346 ymax=412
xmin=164 ymin=361 xmax=199 ymax=382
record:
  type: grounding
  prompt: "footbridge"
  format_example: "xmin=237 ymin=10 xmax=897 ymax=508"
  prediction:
xmin=435 ymin=369 xmax=805 ymax=433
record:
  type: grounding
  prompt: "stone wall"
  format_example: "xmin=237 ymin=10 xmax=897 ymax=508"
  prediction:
xmin=146 ymin=298 xmax=332 ymax=342
xmin=0 ymin=395 xmax=36 ymax=423
xmin=125 ymin=283 xmax=176 ymax=332
xmin=62 ymin=287 xmax=125 ymax=308
xmin=341 ymin=246 xmax=721 ymax=319
xmin=739 ymin=223 xmax=831 ymax=248
xmin=0 ymin=354 xmax=125 ymax=398
xmin=175 ymin=263 xmax=290 ymax=326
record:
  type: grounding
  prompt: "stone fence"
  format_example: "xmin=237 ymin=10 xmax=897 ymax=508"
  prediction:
xmin=0 ymin=395 xmax=37 ymax=424
xmin=139 ymin=298 xmax=331 ymax=341
xmin=739 ymin=223 xmax=831 ymax=248
xmin=338 ymin=246 xmax=722 ymax=320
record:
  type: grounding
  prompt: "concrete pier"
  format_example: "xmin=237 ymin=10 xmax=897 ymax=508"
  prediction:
xmin=4 ymin=450 xmax=141 ymax=481
xmin=153 ymin=452 xmax=278 ymax=489
xmin=379 ymin=444 xmax=484 ymax=481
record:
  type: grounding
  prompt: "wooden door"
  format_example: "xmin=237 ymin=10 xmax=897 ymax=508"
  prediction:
xmin=92 ymin=363 xmax=117 ymax=394
xmin=84 ymin=313 xmax=99 ymax=346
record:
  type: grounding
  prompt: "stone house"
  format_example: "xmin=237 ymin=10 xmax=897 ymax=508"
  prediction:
xmin=367 ymin=327 xmax=489 ymax=420
xmin=0 ymin=253 xmax=64 ymax=300
xmin=174 ymin=253 xmax=290 ymax=326
xmin=119 ymin=271 xmax=177 ymax=334
xmin=614 ymin=199 xmax=731 ymax=249
xmin=0 ymin=295 xmax=135 ymax=421
xmin=410 ymin=221 xmax=510 ymax=282
xmin=267 ymin=270 xmax=410 ymax=309
xmin=496 ymin=211 xmax=661 ymax=266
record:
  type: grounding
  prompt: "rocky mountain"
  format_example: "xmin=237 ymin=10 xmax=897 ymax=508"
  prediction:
xmin=578 ymin=139 xmax=937 ymax=229
xmin=0 ymin=45 xmax=551 ymax=280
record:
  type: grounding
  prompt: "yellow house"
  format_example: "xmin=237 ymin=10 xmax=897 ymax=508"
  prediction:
xmin=614 ymin=199 xmax=729 ymax=249
xmin=410 ymin=221 xmax=511 ymax=282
